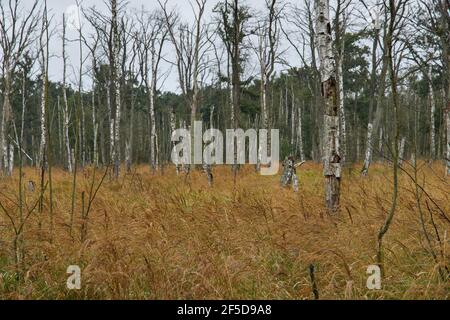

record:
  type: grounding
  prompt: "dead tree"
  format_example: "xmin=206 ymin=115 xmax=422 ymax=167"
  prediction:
xmin=38 ymin=2 xmax=50 ymax=171
xmin=135 ymin=9 xmax=168 ymax=172
xmin=82 ymin=28 xmax=100 ymax=168
xmin=86 ymin=0 xmax=126 ymax=177
xmin=215 ymin=0 xmax=251 ymax=175
xmin=282 ymin=0 xmax=323 ymax=161
xmin=361 ymin=0 xmax=389 ymax=176
xmin=110 ymin=0 xmax=122 ymax=178
xmin=61 ymin=14 xmax=74 ymax=172
xmin=254 ymin=0 xmax=281 ymax=171
xmin=160 ymin=0 xmax=210 ymax=175
xmin=0 ymin=0 xmax=40 ymax=175
xmin=159 ymin=0 xmax=208 ymax=126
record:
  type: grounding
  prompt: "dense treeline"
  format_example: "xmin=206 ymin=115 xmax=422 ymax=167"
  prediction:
xmin=2 ymin=44 xmax=448 ymax=168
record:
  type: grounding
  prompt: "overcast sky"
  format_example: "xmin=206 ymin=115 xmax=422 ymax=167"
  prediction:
xmin=39 ymin=0 xmax=276 ymax=93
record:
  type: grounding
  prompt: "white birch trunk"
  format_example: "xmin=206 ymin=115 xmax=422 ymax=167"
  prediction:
xmin=170 ymin=109 xmax=179 ymax=175
xmin=62 ymin=15 xmax=72 ymax=172
xmin=316 ymin=0 xmax=341 ymax=212
xmin=114 ymin=78 xmax=121 ymax=176
xmin=112 ymin=0 xmax=121 ymax=178
xmin=107 ymin=83 xmax=114 ymax=162
xmin=257 ymin=42 xmax=268 ymax=172
xmin=7 ymin=144 xmax=14 ymax=176
xmin=39 ymin=65 xmax=47 ymax=168
xmin=285 ymin=86 xmax=289 ymax=126
xmin=361 ymin=23 xmax=384 ymax=175
xmin=446 ymin=109 xmax=450 ymax=175
xmin=398 ymin=136 xmax=406 ymax=166
xmin=297 ymin=105 xmax=305 ymax=162
xmin=356 ymin=129 xmax=360 ymax=161
xmin=362 ymin=123 xmax=373 ymax=171
xmin=1 ymin=74 xmax=11 ymax=172
xmin=428 ymin=65 xmax=436 ymax=159
xmin=379 ymin=127 xmax=384 ymax=158
xmin=21 ymin=70 xmax=26 ymax=146
xmin=228 ymin=57 xmax=235 ymax=128
xmin=204 ymin=105 xmax=214 ymax=186
xmin=149 ymin=45 xmax=157 ymax=171
xmin=337 ymin=53 xmax=347 ymax=164
xmin=92 ymin=78 xmax=98 ymax=167
xmin=291 ymin=87 xmax=295 ymax=147
xmin=80 ymin=97 xmax=86 ymax=167
xmin=210 ymin=105 xmax=215 ymax=129
xmin=79 ymin=25 xmax=86 ymax=168
xmin=125 ymin=140 xmax=131 ymax=172
xmin=57 ymin=96 xmax=62 ymax=159
xmin=126 ymin=88 xmax=134 ymax=173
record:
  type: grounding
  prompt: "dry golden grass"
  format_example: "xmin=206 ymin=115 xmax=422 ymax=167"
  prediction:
xmin=0 ymin=162 xmax=449 ymax=299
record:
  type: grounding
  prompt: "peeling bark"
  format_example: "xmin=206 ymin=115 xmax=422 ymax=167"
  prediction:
xmin=316 ymin=0 xmax=341 ymax=212
xmin=337 ymin=53 xmax=346 ymax=163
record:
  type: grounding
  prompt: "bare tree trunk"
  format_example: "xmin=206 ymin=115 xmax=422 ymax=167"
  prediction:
xmin=231 ymin=1 xmax=243 ymax=176
xmin=170 ymin=108 xmax=180 ymax=175
xmin=62 ymin=14 xmax=73 ymax=172
xmin=80 ymin=97 xmax=86 ymax=167
xmin=57 ymin=96 xmax=62 ymax=162
xmin=361 ymin=29 xmax=380 ymax=174
xmin=203 ymin=106 xmax=214 ymax=186
xmin=149 ymin=75 xmax=157 ymax=171
xmin=38 ymin=10 xmax=48 ymax=170
xmin=257 ymin=31 xmax=269 ymax=172
xmin=446 ymin=108 xmax=450 ymax=175
xmin=334 ymin=0 xmax=347 ymax=165
xmin=20 ymin=69 xmax=27 ymax=162
xmin=91 ymin=54 xmax=98 ymax=167
xmin=379 ymin=127 xmax=384 ymax=160
xmin=7 ymin=144 xmax=14 ymax=176
xmin=75 ymin=7 xmax=86 ymax=168
xmin=337 ymin=46 xmax=346 ymax=164
xmin=107 ymin=80 xmax=114 ymax=164
xmin=398 ymin=136 xmax=406 ymax=166
xmin=285 ymin=86 xmax=289 ymax=127
xmin=1 ymin=74 xmax=12 ymax=174
xmin=297 ymin=104 xmax=305 ymax=162
xmin=112 ymin=0 xmax=121 ymax=178
xmin=362 ymin=23 xmax=388 ymax=175
xmin=316 ymin=0 xmax=341 ymax=212
xmin=0 ymin=0 xmax=39 ymax=176
xmin=126 ymin=95 xmax=135 ymax=173
xmin=291 ymin=85 xmax=296 ymax=147
xmin=428 ymin=64 xmax=436 ymax=159
xmin=38 ymin=64 xmax=47 ymax=169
